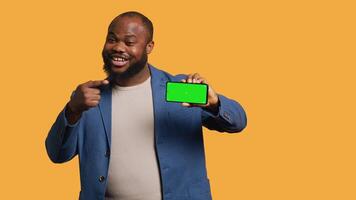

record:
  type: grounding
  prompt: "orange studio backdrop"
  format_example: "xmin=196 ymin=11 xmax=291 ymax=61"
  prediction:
xmin=0 ymin=0 xmax=355 ymax=199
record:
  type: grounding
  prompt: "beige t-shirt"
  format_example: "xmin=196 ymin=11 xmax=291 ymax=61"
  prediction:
xmin=105 ymin=76 xmax=162 ymax=200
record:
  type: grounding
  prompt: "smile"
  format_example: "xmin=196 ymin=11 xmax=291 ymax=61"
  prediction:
xmin=111 ymin=56 xmax=129 ymax=67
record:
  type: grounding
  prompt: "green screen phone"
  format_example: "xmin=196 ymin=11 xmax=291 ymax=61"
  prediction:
xmin=166 ymin=81 xmax=208 ymax=105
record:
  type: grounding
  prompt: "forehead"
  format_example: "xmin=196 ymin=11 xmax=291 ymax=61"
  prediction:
xmin=108 ymin=16 xmax=147 ymax=38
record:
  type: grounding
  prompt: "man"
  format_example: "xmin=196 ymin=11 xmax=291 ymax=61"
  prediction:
xmin=45 ymin=11 xmax=247 ymax=200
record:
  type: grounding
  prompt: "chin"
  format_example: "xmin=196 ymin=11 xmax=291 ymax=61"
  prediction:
xmin=111 ymin=65 xmax=128 ymax=73
xmin=107 ymin=62 xmax=129 ymax=72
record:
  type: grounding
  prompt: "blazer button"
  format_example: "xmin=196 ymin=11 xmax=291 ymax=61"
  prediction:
xmin=105 ymin=150 xmax=110 ymax=157
xmin=223 ymin=112 xmax=231 ymax=120
xmin=99 ymin=176 xmax=105 ymax=182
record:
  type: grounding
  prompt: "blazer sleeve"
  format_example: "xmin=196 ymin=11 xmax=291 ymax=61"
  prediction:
xmin=45 ymin=91 xmax=82 ymax=163
xmin=201 ymin=94 xmax=247 ymax=133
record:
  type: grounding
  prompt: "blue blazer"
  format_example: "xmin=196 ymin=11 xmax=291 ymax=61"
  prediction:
xmin=45 ymin=64 xmax=247 ymax=200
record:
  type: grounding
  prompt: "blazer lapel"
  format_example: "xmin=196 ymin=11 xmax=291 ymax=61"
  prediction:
xmin=149 ymin=64 xmax=169 ymax=143
xmin=98 ymin=83 xmax=112 ymax=148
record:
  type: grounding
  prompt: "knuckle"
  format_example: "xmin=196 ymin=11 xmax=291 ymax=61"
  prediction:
xmin=84 ymin=99 xmax=91 ymax=105
xmin=79 ymin=84 xmax=87 ymax=90
xmin=77 ymin=84 xmax=83 ymax=90
xmin=84 ymin=80 xmax=92 ymax=85
xmin=83 ymin=93 xmax=89 ymax=98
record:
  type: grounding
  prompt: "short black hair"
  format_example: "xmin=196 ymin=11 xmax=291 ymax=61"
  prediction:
xmin=109 ymin=11 xmax=154 ymax=42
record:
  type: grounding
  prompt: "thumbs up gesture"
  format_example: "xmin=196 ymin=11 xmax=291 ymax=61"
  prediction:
xmin=65 ymin=80 xmax=109 ymax=124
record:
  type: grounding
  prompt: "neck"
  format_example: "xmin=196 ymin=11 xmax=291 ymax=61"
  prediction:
xmin=113 ymin=63 xmax=151 ymax=87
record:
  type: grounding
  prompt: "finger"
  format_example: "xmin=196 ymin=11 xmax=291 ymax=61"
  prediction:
xmin=182 ymin=102 xmax=191 ymax=107
xmin=90 ymin=94 xmax=101 ymax=101
xmin=192 ymin=73 xmax=201 ymax=83
xmin=86 ymin=80 xmax=109 ymax=88
xmin=197 ymin=77 xmax=208 ymax=84
xmin=187 ymin=74 xmax=194 ymax=83
xmin=87 ymin=100 xmax=99 ymax=107
xmin=86 ymin=88 xmax=101 ymax=95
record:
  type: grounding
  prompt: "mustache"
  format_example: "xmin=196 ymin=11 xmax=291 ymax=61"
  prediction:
xmin=102 ymin=51 xmax=148 ymax=81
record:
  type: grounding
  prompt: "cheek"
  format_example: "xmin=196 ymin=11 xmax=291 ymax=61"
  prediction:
xmin=103 ymin=43 xmax=114 ymax=51
xmin=129 ymin=47 xmax=145 ymax=59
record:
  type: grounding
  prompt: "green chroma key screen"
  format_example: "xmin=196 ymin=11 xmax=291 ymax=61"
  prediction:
xmin=166 ymin=82 xmax=208 ymax=104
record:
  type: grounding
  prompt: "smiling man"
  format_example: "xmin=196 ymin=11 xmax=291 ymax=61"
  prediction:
xmin=45 ymin=11 xmax=247 ymax=200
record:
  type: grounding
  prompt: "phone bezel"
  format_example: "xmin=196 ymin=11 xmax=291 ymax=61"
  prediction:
xmin=165 ymin=81 xmax=209 ymax=105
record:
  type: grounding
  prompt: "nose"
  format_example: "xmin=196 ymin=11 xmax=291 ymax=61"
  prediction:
xmin=112 ymin=41 xmax=126 ymax=53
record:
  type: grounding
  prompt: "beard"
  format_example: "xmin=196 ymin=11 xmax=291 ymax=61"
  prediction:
xmin=103 ymin=52 xmax=148 ymax=83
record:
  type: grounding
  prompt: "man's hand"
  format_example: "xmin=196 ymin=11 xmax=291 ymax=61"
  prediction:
xmin=66 ymin=80 xmax=109 ymax=124
xmin=180 ymin=73 xmax=220 ymax=113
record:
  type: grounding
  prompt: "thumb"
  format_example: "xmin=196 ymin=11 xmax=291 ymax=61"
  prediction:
xmin=87 ymin=80 xmax=109 ymax=88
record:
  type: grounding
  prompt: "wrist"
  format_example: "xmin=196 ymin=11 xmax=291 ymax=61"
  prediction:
xmin=209 ymin=95 xmax=219 ymax=109
xmin=65 ymin=103 xmax=82 ymax=125
xmin=67 ymin=101 xmax=81 ymax=115
xmin=206 ymin=96 xmax=220 ymax=115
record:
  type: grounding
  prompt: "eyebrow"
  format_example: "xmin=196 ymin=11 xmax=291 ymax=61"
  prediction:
xmin=108 ymin=31 xmax=137 ymax=38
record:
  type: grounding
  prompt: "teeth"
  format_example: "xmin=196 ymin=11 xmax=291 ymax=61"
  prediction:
xmin=113 ymin=57 xmax=126 ymax=62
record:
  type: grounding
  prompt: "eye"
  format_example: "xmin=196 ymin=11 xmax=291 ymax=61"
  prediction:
xmin=106 ymin=37 xmax=116 ymax=43
xmin=125 ymin=41 xmax=135 ymax=46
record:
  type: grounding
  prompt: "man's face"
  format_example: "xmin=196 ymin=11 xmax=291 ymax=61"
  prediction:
xmin=102 ymin=16 xmax=153 ymax=80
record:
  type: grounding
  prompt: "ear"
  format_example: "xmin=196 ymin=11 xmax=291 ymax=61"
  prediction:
xmin=146 ymin=40 xmax=154 ymax=54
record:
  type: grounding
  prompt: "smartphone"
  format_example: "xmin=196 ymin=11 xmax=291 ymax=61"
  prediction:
xmin=166 ymin=81 xmax=208 ymax=105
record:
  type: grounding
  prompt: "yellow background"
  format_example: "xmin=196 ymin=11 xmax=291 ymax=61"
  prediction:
xmin=1 ymin=0 xmax=355 ymax=199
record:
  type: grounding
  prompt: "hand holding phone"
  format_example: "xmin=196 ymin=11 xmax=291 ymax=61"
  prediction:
xmin=166 ymin=73 xmax=220 ymax=112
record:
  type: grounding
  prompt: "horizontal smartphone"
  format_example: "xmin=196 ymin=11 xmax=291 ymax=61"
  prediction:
xmin=166 ymin=81 xmax=208 ymax=105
